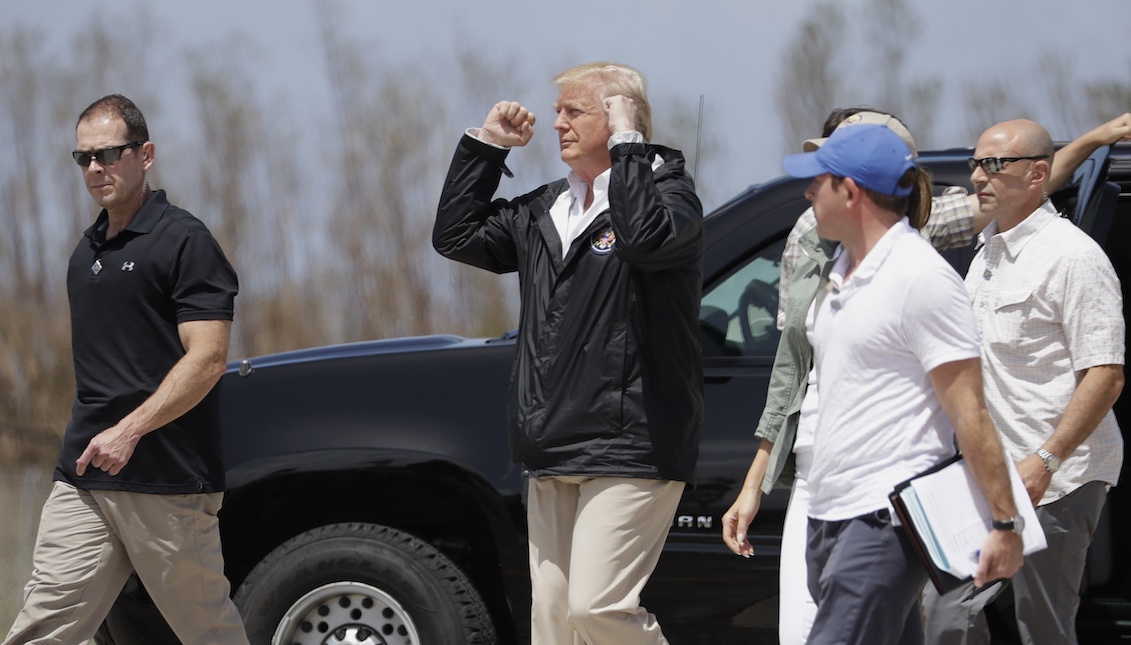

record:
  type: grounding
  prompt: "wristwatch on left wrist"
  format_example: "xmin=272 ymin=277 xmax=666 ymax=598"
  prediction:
xmin=992 ymin=515 xmax=1025 ymax=534
xmin=1036 ymin=448 xmax=1062 ymax=473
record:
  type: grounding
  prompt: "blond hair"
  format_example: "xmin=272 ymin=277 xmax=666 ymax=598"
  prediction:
xmin=553 ymin=62 xmax=652 ymax=141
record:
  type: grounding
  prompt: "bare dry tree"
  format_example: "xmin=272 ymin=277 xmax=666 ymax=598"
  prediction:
xmin=960 ymin=81 xmax=1034 ymax=143
xmin=1039 ymin=51 xmax=1086 ymax=139
xmin=188 ymin=51 xmax=263 ymax=355
xmin=774 ymin=0 xmax=944 ymax=152
xmin=773 ymin=0 xmax=1131 ymax=153
xmin=775 ymin=2 xmax=846 ymax=154
xmin=651 ymin=94 xmax=721 ymax=208
xmin=1025 ymin=54 xmax=1130 ymax=143
xmin=1085 ymin=68 xmax=1131 ymax=130
xmin=0 ymin=13 xmax=164 ymax=462
xmin=858 ymin=0 xmax=942 ymax=146
xmin=0 ymin=27 xmax=84 ymax=459
xmin=317 ymin=0 xmax=483 ymax=340
xmin=183 ymin=45 xmax=334 ymax=357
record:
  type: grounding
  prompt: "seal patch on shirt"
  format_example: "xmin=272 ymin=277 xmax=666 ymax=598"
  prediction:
xmin=590 ymin=226 xmax=616 ymax=255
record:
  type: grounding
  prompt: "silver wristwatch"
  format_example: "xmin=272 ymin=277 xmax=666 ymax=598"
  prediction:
xmin=1036 ymin=448 xmax=1062 ymax=473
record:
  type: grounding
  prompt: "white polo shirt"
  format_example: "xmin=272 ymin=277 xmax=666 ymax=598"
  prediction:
xmin=807 ymin=218 xmax=982 ymax=521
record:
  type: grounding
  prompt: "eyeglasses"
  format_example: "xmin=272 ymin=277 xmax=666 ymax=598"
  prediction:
xmin=72 ymin=140 xmax=147 ymax=167
xmin=967 ymin=155 xmax=1049 ymax=174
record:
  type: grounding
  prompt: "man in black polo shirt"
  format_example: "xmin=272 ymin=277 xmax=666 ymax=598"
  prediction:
xmin=3 ymin=95 xmax=249 ymax=645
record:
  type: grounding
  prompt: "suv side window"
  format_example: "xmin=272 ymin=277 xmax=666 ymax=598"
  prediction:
xmin=699 ymin=238 xmax=787 ymax=357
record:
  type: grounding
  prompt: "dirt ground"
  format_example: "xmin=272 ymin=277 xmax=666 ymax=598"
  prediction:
xmin=0 ymin=462 xmax=54 ymax=632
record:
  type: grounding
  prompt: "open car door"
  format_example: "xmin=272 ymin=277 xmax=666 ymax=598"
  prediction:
xmin=1059 ymin=144 xmax=1119 ymax=244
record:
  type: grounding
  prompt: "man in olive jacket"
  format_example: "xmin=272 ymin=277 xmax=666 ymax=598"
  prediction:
xmin=434 ymin=61 xmax=704 ymax=645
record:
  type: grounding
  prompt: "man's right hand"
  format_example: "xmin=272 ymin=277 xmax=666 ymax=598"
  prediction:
xmin=1016 ymin=453 xmax=1052 ymax=508
xmin=76 ymin=423 xmax=142 ymax=477
xmin=974 ymin=529 xmax=1024 ymax=587
xmin=479 ymin=101 xmax=536 ymax=148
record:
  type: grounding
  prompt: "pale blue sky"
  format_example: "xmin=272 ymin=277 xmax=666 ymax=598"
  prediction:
xmin=6 ymin=0 xmax=1130 ymax=210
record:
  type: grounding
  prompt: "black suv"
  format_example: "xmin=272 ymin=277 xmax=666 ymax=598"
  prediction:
xmin=101 ymin=144 xmax=1131 ymax=645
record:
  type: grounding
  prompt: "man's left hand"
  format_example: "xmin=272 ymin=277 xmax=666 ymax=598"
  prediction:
xmin=1016 ymin=454 xmax=1052 ymax=508
xmin=1095 ymin=112 xmax=1131 ymax=145
xmin=76 ymin=424 xmax=141 ymax=476
xmin=604 ymin=95 xmax=637 ymax=134
xmin=974 ymin=528 xmax=1024 ymax=587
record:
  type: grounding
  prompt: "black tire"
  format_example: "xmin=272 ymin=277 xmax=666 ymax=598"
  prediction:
xmin=233 ymin=522 xmax=497 ymax=645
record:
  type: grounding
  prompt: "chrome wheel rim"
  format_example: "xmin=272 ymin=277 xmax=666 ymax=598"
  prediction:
xmin=272 ymin=581 xmax=419 ymax=645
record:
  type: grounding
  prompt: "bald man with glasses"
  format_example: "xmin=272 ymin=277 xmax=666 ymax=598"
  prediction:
xmin=924 ymin=119 xmax=1128 ymax=645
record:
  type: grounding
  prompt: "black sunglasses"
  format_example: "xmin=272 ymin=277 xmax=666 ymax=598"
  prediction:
xmin=967 ymin=155 xmax=1049 ymax=174
xmin=72 ymin=140 xmax=148 ymax=167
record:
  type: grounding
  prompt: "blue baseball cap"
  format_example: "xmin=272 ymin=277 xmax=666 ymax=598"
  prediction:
xmin=783 ymin=124 xmax=916 ymax=197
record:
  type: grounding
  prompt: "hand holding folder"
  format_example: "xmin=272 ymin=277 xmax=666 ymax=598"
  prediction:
xmin=889 ymin=454 xmax=1045 ymax=594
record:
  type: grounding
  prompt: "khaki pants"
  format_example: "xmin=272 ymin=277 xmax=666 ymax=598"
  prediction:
xmin=527 ymin=475 xmax=684 ymax=645
xmin=3 ymin=481 xmax=249 ymax=645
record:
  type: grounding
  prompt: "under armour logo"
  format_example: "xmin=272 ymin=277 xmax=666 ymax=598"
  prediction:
xmin=121 ymin=262 xmax=135 ymax=272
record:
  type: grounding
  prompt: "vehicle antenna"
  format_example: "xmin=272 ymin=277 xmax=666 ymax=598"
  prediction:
xmin=695 ymin=94 xmax=705 ymax=180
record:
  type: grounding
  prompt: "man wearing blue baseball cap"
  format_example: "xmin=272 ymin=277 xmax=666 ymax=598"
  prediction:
xmin=783 ymin=124 xmax=1024 ymax=645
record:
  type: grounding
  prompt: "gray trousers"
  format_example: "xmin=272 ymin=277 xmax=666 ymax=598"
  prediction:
xmin=806 ymin=509 xmax=928 ymax=645
xmin=923 ymin=480 xmax=1107 ymax=645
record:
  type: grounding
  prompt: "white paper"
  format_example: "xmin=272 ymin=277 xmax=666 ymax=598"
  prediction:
xmin=898 ymin=457 xmax=1045 ymax=579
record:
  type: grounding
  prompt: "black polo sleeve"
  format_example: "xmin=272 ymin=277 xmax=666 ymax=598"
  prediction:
xmin=172 ymin=230 xmax=238 ymax=323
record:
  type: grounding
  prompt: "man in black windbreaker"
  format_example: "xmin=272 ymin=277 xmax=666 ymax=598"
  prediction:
xmin=434 ymin=61 xmax=704 ymax=645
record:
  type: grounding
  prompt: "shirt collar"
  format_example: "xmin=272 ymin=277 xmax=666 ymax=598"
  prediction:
xmin=563 ymin=151 xmax=663 ymax=204
xmin=800 ymin=225 xmax=838 ymax=265
xmin=83 ymin=189 xmax=170 ymax=243
xmin=977 ymin=199 xmax=1059 ymax=257
xmin=566 ymin=168 xmax=611 ymax=207
xmin=828 ymin=216 xmax=913 ymax=289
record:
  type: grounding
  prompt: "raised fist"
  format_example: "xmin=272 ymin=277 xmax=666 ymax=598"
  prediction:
xmin=603 ymin=95 xmax=637 ymax=135
xmin=480 ymin=101 xmax=536 ymax=147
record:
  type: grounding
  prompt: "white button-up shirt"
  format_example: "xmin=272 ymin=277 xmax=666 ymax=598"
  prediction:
xmin=550 ymin=170 xmax=611 ymax=260
xmin=967 ymin=200 xmax=1125 ymax=505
